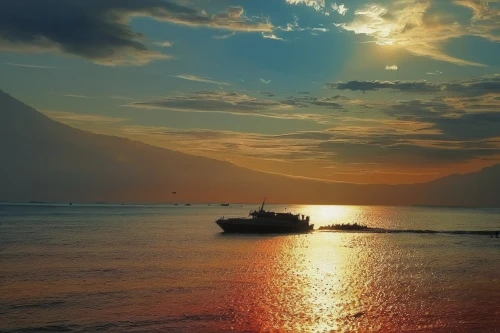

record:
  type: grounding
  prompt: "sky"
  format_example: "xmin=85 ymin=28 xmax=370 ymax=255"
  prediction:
xmin=1 ymin=0 xmax=499 ymax=184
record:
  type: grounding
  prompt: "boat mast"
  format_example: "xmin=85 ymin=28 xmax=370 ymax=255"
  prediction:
xmin=259 ymin=198 xmax=266 ymax=212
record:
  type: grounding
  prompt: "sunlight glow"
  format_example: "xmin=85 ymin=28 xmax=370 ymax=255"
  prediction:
xmin=302 ymin=205 xmax=361 ymax=228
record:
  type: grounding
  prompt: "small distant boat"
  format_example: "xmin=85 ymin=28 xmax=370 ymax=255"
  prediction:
xmin=184 ymin=203 xmax=191 ymax=206
xmin=221 ymin=203 xmax=230 ymax=206
xmin=216 ymin=199 xmax=313 ymax=233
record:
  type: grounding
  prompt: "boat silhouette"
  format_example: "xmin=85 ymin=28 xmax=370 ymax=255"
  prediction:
xmin=216 ymin=199 xmax=313 ymax=233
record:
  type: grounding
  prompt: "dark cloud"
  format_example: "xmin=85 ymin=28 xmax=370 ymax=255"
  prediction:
xmin=384 ymin=99 xmax=462 ymax=121
xmin=443 ymin=76 xmax=500 ymax=96
xmin=383 ymin=98 xmax=500 ymax=140
xmin=434 ymin=112 xmax=500 ymax=140
xmin=326 ymin=76 xmax=500 ymax=96
xmin=326 ymin=80 xmax=441 ymax=93
xmin=0 ymin=0 xmax=272 ymax=65
xmin=330 ymin=95 xmax=350 ymax=100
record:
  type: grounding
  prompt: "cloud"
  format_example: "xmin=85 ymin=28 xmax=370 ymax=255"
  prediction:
xmin=213 ymin=32 xmax=236 ymax=40
xmin=276 ymin=16 xmax=330 ymax=34
xmin=0 ymin=1 xmax=272 ymax=66
xmin=426 ymin=71 xmax=443 ymax=75
xmin=173 ymin=74 xmax=229 ymax=86
xmin=443 ymin=93 xmax=500 ymax=112
xmin=381 ymin=98 xmax=500 ymax=141
xmin=125 ymin=90 xmax=341 ymax=123
xmin=118 ymin=114 xmax=500 ymax=169
xmin=326 ymin=75 xmax=500 ymax=96
xmin=284 ymin=95 xmax=347 ymax=110
xmin=2 ymin=62 xmax=58 ymax=69
xmin=334 ymin=0 xmax=499 ymax=66
xmin=126 ymin=91 xmax=289 ymax=116
xmin=332 ymin=3 xmax=349 ymax=16
xmin=385 ymin=65 xmax=399 ymax=71
xmin=260 ymin=78 xmax=271 ymax=84
xmin=261 ymin=33 xmax=285 ymax=41
xmin=327 ymin=80 xmax=440 ymax=93
xmin=107 ymin=83 xmax=500 ymax=171
xmin=455 ymin=0 xmax=500 ymax=22
xmin=61 ymin=94 xmax=96 ymax=99
xmin=109 ymin=96 xmax=135 ymax=101
xmin=43 ymin=111 xmax=127 ymax=124
xmin=286 ymin=0 xmax=326 ymax=12
xmin=153 ymin=41 xmax=173 ymax=47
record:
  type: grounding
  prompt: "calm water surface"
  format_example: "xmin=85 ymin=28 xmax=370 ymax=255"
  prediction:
xmin=1 ymin=204 xmax=499 ymax=332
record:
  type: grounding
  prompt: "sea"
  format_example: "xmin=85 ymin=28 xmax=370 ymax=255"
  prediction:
xmin=1 ymin=203 xmax=499 ymax=333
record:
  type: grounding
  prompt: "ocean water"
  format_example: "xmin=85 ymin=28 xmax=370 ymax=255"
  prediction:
xmin=1 ymin=203 xmax=499 ymax=333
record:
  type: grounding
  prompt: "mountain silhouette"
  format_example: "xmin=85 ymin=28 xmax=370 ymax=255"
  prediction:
xmin=1 ymin=89 xmax=499 ymax=207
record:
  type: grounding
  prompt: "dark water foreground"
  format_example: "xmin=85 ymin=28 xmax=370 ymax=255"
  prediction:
xmin=1 ymin=204 xmax=499 ymax=332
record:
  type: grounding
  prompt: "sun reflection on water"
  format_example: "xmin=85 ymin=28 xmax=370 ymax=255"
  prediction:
xmin=218 ymin=205 xmax=499 ymax=332
xmin=223 ymin=230 xmax=370 ymax=332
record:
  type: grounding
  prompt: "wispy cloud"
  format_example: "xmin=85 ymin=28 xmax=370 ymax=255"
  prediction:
xmin=153 ymin=41 xmax=173 ymax=47
xmin=173 ymin=74 xmax=229 ymax=86
xmin=43 ymin=111 xmax=127 ymax=124
xmin=213 ymin=32 xmax=236 ymax=40
xmin=385 ymin=65 xmax=398 ymax=71
xmin=334 ymin=0 xmax=499 ymax=66
xmin=276 ymin=16 xmax=330 ymax=34
xmin=117 ymin=110 xmax=500 ymax=174
xmin=261 ymin=32 xmax=284 ymax=41
xmin=109 ymin=96 xmax=135 ymax=100
xmin=3 ymin=62 xmax=58 ymax=69
xmin=126 ymin=91 xmax=287 ymax=116
xmin=61 ymin=94 xmax=96 ymax=99
xmin=125 ymin=90 xmax=339 ymax=123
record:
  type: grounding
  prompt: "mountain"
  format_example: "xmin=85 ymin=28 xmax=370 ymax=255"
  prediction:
xmin=412 ymin=164 xmax=500 ymax=207
xmin=1 ymin=89 xmax=499 ymax=207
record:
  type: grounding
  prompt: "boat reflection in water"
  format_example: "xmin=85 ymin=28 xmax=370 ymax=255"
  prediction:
xmin=216 ymin=199 xmax=313 ymax=233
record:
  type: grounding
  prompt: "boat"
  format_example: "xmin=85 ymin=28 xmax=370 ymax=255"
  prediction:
xmin=221 ymin=203 xmax=230 ymax=206
xmin=216 ymin=199 xmax=313 ymax=233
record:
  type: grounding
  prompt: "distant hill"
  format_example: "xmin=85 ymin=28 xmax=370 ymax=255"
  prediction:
xmin=411 ymin=164 xmax=500 ymax=207
xmin=1 ymin=89 xmax=499 ymax=207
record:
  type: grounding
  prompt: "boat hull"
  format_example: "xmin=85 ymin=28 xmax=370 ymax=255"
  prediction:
xmin=216 ymin=219 xmax=313 ymax=234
